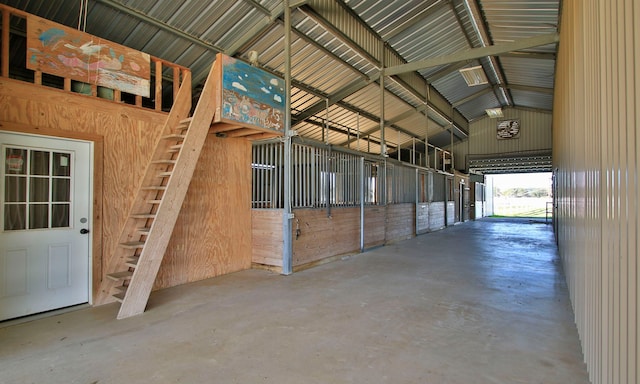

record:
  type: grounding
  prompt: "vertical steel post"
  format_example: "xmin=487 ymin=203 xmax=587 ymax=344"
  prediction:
xmin=282 ymin=0 xmax=293 ymax=275
xmin=415 ymin=168 xmax=419 ymax=235
xmin=360 ymin=157 xmax=365 ymax=252
xmin=357 ymin=112 xmax=361 ymax=152
xmin=379 ymin=42 xmax=386 ymax=205
xmin=325 ymin=98 xmax=329 ymax=145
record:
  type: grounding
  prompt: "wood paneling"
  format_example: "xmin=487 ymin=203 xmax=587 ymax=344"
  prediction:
xmin=0 ymin=79 xmax=164 ymax=305
xmin=364 ymin=206 xmax=385 ymax=248
xmin=252 ymin=209 xmax=284 ymax=269
xmin=429 ymin=202 xmax=445 ymax=231
xmin=446 ymin=202 xmax=455 ymax=226
xmin=0 ymin=79 xmax=252 ymax=306
xmin=416 ymin=203 xmax=429 ymax=234
xmin=155 ymin=136 xmax=252 ymax=289
xmin=292 ymin=207 xmax=360 ymax=267
xmin=385 ymin=203 xmax=414 ymax=243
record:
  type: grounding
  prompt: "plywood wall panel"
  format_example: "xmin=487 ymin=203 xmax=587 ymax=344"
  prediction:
xmin=385 ymin=203 xmax=414 ymax=243
xmin=416 ymin=203 xmax=429 ymax=234
xmin=446 ymin=202 xmax=455 ymax=226
xmin=155 ymin=136 xmax=252 ymax=289
xmin=428 ymin=202 xmax=446 ymax=231
xmin=292 ymin=207 xmax=360 ymax=267
xmin=252 ymin=209 xmax=284 ymax=268
xmin=364 ymin=206 xmax=385 ymax=247
xmin=1 ymin=79 xmax=253 ymax=306
xmin=0 ymin=79 xmax=165 ymax=305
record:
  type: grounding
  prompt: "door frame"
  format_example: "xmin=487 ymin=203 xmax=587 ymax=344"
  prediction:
xmin=1 ymin=122 xmax=103 ymax=306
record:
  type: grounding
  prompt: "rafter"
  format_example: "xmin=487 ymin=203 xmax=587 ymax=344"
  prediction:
xmin=383 ymin=33 xmax=559 ymax=77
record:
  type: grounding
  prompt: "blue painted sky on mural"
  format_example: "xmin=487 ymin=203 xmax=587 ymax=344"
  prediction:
xmin=222 ymin=56 xmax=285 ymax=110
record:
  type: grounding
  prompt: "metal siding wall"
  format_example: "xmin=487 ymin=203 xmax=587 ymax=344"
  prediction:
xmin=468 ymin=109 xmax=552 ymax=156
xmin=554 ymin=1 xmax=638 ymax=383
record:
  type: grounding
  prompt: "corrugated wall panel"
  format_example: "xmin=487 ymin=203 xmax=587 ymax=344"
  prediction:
xmin=554 ymin=0 xmax=638 ymax=383
xmin=466 ymin=109 xmax=552 ymax=156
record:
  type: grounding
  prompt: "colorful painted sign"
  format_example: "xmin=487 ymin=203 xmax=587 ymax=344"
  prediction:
xmin=26 ymin=15 xmax=150 ymax=97
xmin=220 ymin=55 xmax=284 ymax=131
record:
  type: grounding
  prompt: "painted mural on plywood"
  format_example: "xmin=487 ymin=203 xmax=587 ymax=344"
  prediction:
xmin=26 ymin=15 xmax=150 ymax=97
xmin=221 ymin=55 xmax=284 ymax=131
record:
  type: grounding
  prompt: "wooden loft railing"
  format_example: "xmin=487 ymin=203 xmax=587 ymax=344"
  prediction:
xmin=0 ymin=4 xmax=190 ymax=112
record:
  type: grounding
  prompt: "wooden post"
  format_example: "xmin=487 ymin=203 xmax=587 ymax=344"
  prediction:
xmin=1 ymin=9 xmax=9 ymax=78
xmin=155 ymin=60 xmax=162 ymax=111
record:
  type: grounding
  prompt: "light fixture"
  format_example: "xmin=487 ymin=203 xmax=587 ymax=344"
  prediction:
xmin=485 ymin=108 xmax=503 ymax=118
xmin=459 ymin=65 xmax=489 ymax=86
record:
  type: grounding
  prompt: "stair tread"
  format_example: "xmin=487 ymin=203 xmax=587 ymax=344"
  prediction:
xmin=162 ymin=134 xmax=186 ymax=140
xmin=146 ymin=200 xmax=162 ymax=204
xmin=106 ymin=270 xmax=133 ymax=281
xmin=151 ymin=159 xmax=177 ymax=164
xmin=157 ymin=172 xmax=172 ymax=177
xmin=126 ymin=256 xmax=140 ymax=267
xmin=141 ymin=185 xmax=167 ymax=190
xmin=131 ymin=213 xmax=156 ymax=219
xmin=113 ymin=285 xmax=128 ymax=292
xmin=136 ymin=227 xmax=151 ymax=234
xmin=120 ymin=241 xmax=145 ymax=249
xmin=113 ymin=292 xmax=125 ymax=302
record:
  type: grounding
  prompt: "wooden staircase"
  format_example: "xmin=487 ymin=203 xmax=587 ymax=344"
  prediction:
xmin=107 ymin=62 xmax=219 ymax=319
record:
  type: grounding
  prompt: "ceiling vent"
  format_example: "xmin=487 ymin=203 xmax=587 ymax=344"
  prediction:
xmin=459 ymin=65 xmax=489 ymax=86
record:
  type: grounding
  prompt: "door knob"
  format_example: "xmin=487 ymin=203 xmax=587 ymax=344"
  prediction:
xmin=80 ymin=228 xmax=90 ymax=234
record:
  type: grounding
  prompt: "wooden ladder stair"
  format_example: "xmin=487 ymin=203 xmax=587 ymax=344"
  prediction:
xmin=106 ymin=62 xmax=220 ymax=319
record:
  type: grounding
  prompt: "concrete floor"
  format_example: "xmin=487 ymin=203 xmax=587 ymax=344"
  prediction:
xmin=0 ymin=218 xmax=590 ymax=384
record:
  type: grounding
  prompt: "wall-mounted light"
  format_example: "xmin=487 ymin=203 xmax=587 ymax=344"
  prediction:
xmin=459 ymin=65 xmax=489 ymax=86
xmin=485 ymin=108 xmax=503 ymax=118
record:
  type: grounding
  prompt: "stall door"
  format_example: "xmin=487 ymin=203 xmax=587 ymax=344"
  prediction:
xmin=0 ymin=132 xmax=91 ymax=321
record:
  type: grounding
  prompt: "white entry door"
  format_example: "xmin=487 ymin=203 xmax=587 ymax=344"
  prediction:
xmin=0 ymin=132 xmax=92 ymax=321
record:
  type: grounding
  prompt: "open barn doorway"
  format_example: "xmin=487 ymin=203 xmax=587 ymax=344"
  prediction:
xmin=487 ymin=172 xmax=552 ymax=219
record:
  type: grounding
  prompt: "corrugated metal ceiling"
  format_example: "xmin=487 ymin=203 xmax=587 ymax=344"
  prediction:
xmin=2 ymin=0 xmax=559 ymax=152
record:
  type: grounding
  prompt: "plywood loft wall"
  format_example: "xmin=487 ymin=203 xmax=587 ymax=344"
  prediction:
xmin=553 ymin=1 xmax=639 ymax=383
xmin=0 ymin=79 xmax=252 ymax=306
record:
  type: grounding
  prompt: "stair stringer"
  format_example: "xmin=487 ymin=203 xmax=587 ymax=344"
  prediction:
xmin=115 ymin=61 xmax=219 ymax=319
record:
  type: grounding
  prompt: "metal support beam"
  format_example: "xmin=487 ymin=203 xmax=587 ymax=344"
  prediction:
xmin=95 ymin=0 xmax=225 ymax=53
xmin=383 ymin=33 xmax=559 ymax=77
xmin=289 ymin=0 xmax=310 ymax=8
xmin=359 ymin=157 xmax=365 ymax=252
xmin=461 ymin=0 xmax=512 ymax=107
xmin=292 ymin=77 xmax=376 ymax=125
xmin=498 ymin=52 xmax=556 ymax=60
xmin=507 ymin=84 xmax=554 ymax=95
xmin=452 ymin=87 xmax=494 ymax=107
xmin=225 ymin=3 xmax=284 ymax=55
xmin=282 ymin=0 xmax=293 ymax=276
xmin=426 ymin=61 xmax=470 ymax=83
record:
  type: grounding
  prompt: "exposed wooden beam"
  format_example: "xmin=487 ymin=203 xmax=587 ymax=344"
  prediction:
xmin=383 ymin=33 xmax=559 ymax=77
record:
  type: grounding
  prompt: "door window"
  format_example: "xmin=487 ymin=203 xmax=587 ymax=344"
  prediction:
xmin=3 ymin=146 xmax=72 ymax=231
